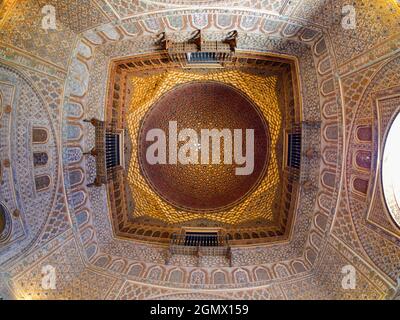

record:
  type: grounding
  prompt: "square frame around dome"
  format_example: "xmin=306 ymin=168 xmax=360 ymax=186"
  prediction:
xmin=103 ymin=52 xmax=302 ymax=245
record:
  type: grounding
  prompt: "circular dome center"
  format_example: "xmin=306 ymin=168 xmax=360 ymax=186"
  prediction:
xmin=138 ymin=81 xmax=270 ymax=212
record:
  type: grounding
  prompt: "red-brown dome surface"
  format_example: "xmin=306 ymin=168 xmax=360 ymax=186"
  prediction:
xmin=138 ymin=81 xmax=270 ymax=212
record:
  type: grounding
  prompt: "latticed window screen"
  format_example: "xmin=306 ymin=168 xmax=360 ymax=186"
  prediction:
xmin=187 ymin=52 xmax=218 ymax=63
xmin=287 ymin=133 xmax=301 ymax=169
xmin=170 ymin=232 xmax=230 ymax=256
xmin=184 ymin=232 xmax=219 ymax=247
xmin=33 ymin=152 xmax=48 ymax=167
xmin=105 ymin=133 xmax=120 ymax=169
xmin=171 ymin=232 xmax=227 ymax=247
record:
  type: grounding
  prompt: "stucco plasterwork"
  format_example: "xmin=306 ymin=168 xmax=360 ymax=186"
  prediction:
xmin=0 ymin=0 xmax=399 ymax=300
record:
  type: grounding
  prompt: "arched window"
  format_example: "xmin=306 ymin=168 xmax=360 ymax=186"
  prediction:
xmin=0 ymin=203 xmax=12 ymax=243
xmin=0 ymin=91 xmax=3 ymax=119
xmin=35 ymin=175 xmax=51 ymax=192
xmin=33 ymin=152 xmax=48 ymax=167
xmin=0 ymin=206 xmax=5 ymax=235
xmin=32 ymin=127 xmax=48 ymax=144
xmin=382 ymin=112 xmax=400 ymax=228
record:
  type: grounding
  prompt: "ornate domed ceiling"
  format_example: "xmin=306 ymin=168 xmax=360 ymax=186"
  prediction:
xmin=128 ymin=70 xmax=282 ymax=224
xmin=0 ymin=0 xmax=400 ymax=301
xmin=138 ymin=81 xmax=270 ymax=213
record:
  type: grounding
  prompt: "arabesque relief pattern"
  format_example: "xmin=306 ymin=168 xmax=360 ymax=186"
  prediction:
xmin=0 ymin=0 xmax=399 ymax=300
